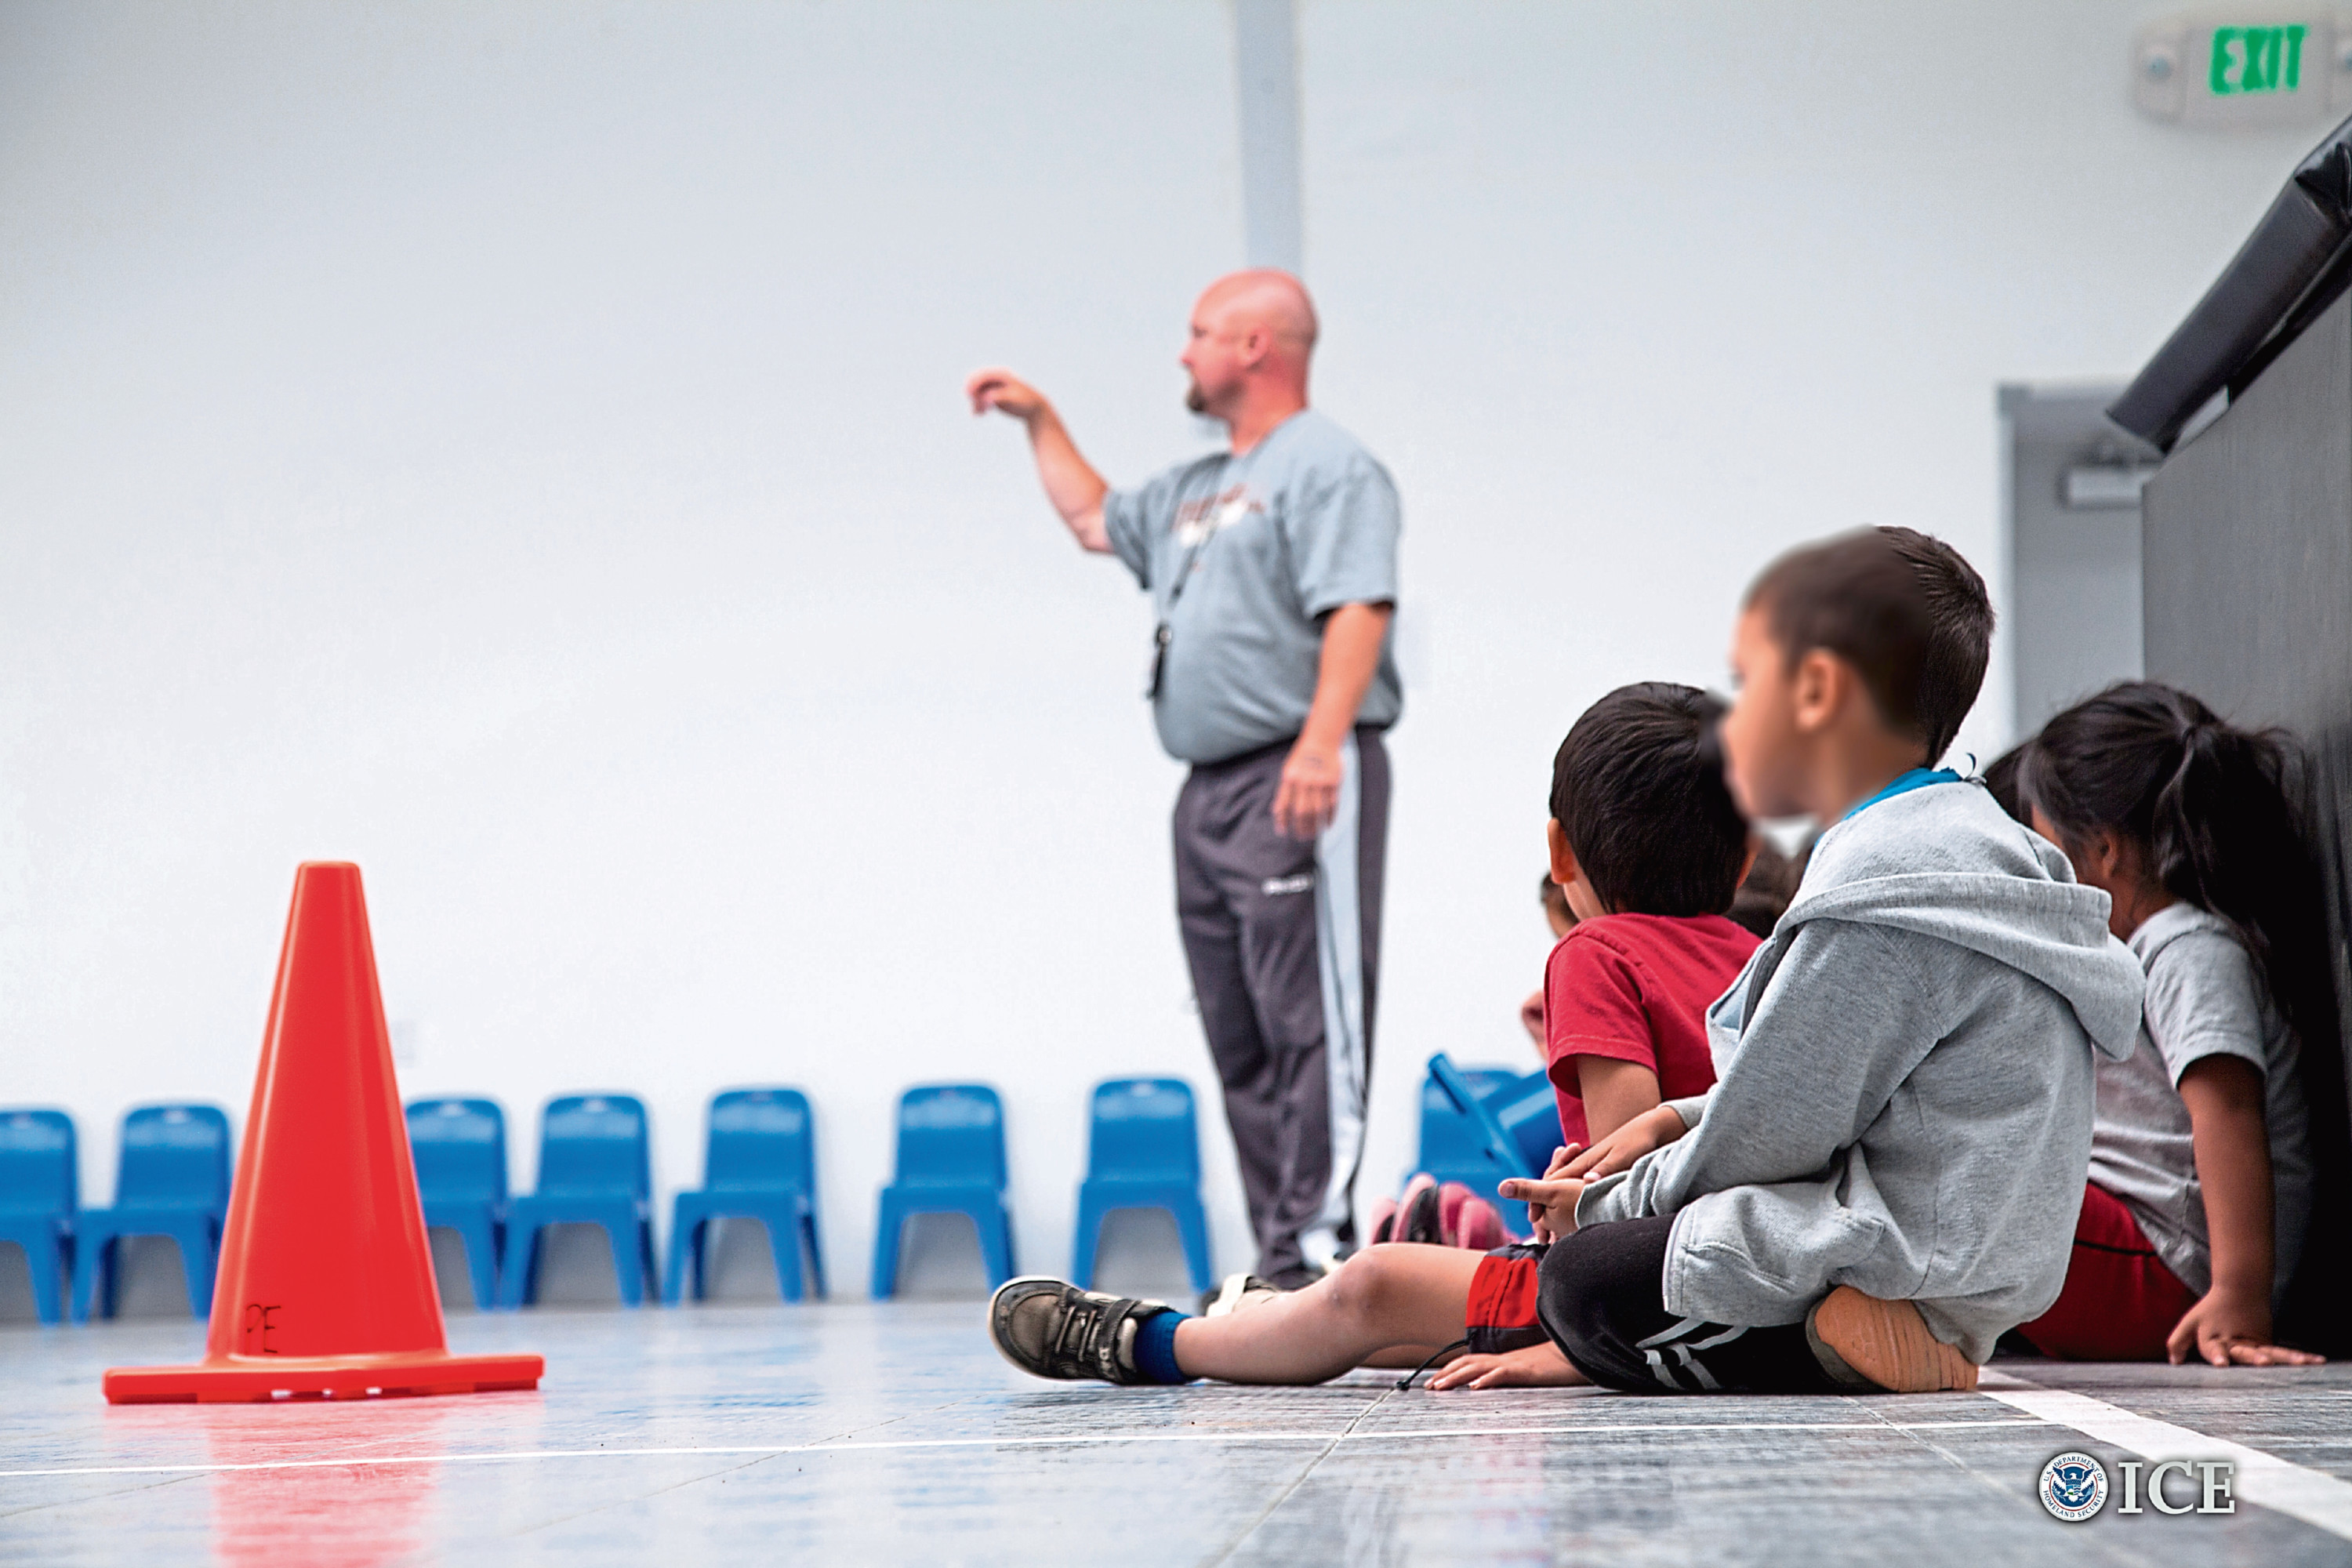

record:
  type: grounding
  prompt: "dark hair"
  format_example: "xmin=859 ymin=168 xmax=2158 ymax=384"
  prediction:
xmin=1981 ymin=743 xmax=2029 ymax=825
xmin=1744 ymin=525 xmax=1994 ymax=765
xmin=1551 ymin=682 xmax=1750 ymax=917
xmin=1726 ymin=837 xmax=1809 ymax=938
xmin=2020 ymin=681 xmax=2351 ymax=1352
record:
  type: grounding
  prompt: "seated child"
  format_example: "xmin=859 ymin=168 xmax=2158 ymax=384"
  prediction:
xmin=1534 ymin=683 xmax=1759 ymax=1153
xmin=1520 ymin=871 xmax=1578 ymax=1049
xmin=989 ymin=680 xmax=1760 ymax=1388
xmin=986 ymin=527 xmax=2147 ymax=1397
xmin=1497 ymin=525 xmax=2147 ymax=1394
xmin=2008 ymin=683 xmax=2347 ymax=1366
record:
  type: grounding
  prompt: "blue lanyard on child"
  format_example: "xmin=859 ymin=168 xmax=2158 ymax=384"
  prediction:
xmin=1844 ymin=767 xmax=1962 ymax=820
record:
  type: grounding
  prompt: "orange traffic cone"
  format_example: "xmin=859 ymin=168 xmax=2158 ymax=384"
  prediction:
xmin=104 ymin=862 xmax=543 ymax=1403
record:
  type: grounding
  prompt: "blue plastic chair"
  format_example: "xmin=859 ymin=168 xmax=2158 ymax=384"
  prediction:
xmin=0 ymin=1109 xmax=78 ymax=1324
xmin=405 ymin=1098 xmax=508 ymax=1311
xmin=665 ymin=1087 xmax=826 ymax=1304
xmin=1421 ymin=1056 xmax=1564 ymax=1240
xmin=871 ymin=1084 xmax=1014 ymax=1297
xmin=1416 ymin=1063 xmax=1530 ymax=1190
xmin=72 ymin=1104 xmax=231 ymax=1322
xmin=1071 ymin=1078 xmax=1212 ymax=1292
xmin=496 ymin=1094 xmax=656 ymax=1308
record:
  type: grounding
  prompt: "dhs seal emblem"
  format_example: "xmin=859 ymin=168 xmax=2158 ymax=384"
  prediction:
xmin=2038 ymin=1452 xmax=2110 ymax=1522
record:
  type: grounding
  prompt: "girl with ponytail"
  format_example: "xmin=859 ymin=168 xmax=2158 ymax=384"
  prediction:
xmin=2016 ymin=681 xmax=2350 ymax=1365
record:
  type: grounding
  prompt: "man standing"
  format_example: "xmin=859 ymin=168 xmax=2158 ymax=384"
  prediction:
xmin=967 ymin=270 xmax=1400 ymax=1288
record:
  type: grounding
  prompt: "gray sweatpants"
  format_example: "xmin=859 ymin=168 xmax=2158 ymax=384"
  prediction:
xmin=1172 ymin=728 xmax=1389 ymax=1287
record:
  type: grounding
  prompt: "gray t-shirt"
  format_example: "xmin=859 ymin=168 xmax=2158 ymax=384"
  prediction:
xmin=2087 ymin=902 xmax=2312 ymax=1301
xmin=1101 ymin=409 xmax=1402 ymax=765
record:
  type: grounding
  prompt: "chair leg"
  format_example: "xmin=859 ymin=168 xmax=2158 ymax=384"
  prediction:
xmin=1173 ymin=1195 xmax=1214 ymax=1294
xmin=70 ymin=1231 xmax=103 ymax=1323
xmin=498 ymin=1226 xmax=539 ymax=1309
xmin=804 ymin=1209 xmax=828 ymax=1300
xmin=1072 ymin=1189 xmax=1105 ymax=1290
xmin=662 ymin=1216 xmax=696 ymax=1305
xmin=764 ymin=1218 xmax=804 ymax=1302
xmin=975 ymin=1202 xmax=1014 ymax=1290
xmin=462 ymin=1218 xmax=498 ymax=1312
xmin=182 ymin=1220 xmax=220 ymax=1319
xmin=608 ymin=1222 xmax=643 ymax=1308
xmin=13 ymin=1238 xmax=62 ymax=1326
xmin=871 ymin=1194 xmax=905 ymax=1300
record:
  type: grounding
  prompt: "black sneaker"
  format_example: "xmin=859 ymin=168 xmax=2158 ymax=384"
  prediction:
xmin=989 ymin=1276 xmax=1171 ymax=1385
xmin=1390 ymin=1173 xmax=1443 ymax=1243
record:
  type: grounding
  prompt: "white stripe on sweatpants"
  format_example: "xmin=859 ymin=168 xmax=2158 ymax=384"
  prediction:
xmin=1298 ymin=732 xmax=1368 ymax=1272
xmin=1635 ymin=1316 xmax=1750 ymax=1392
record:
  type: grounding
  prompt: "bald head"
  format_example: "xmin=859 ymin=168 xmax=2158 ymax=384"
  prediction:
xmin=1197 ymin=269 xmax=1319 ymax=354
xmin=1182 ymin=270 xmax=1316 ymax=437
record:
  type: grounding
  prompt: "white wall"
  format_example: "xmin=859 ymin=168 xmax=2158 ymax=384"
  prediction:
xmin=0 ymin=1 xmax=2320 ymax=1298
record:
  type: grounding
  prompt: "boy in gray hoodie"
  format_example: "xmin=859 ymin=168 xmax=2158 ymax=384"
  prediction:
xmin=1504 ymin=526 xmax=2145 ymax=1393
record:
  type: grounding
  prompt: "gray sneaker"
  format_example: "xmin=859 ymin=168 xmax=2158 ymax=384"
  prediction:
xmin=988 ymin=1276 xmax=1171 ymax=1385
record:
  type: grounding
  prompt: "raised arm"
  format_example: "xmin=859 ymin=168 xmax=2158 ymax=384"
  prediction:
xmin=967 ymin=368 xmax=1111 ymax=552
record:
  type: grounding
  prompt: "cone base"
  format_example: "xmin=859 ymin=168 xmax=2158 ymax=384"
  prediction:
xmin=102 ymin=1350 xmax=544 ymax=1404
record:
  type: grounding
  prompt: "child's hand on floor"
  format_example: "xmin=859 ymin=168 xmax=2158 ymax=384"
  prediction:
xmin=2166 ymin=1287 xmax=2327 ymax=1367
xmin=1561 ymin=1102 xmax=1689 ymax=1180
xmin=1497 ymin=1176 xmax=1584 ymax=1240
xmin=1425 ymin=1340 xmax=1586 ymax=1390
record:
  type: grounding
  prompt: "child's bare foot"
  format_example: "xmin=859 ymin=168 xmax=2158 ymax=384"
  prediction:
xmin=1806 ymin=1287 xmax=1979 ymax=1392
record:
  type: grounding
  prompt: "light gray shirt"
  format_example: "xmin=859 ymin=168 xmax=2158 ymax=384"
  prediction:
xmin=1578 ymin=782 xmax=2147 ymax=1363
xmin=2088 ymin=901 xmax=2312 ymax=1302
xmin=1102 ymin=409 xmax=1402 ymax=765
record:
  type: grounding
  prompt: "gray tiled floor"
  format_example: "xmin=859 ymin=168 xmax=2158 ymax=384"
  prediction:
xmin=4 ymin=1305 xmax=2351 ymax=1565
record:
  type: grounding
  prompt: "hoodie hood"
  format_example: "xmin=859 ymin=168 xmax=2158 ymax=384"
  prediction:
xmin=1777 ymin=780 xmax=2143 ymax=1061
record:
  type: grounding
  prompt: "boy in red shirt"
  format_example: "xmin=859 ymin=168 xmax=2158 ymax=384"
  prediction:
xmin=986 ymin=681 xmax=1761 ymax=1389
xmin=1540 ymin=684 xmax=1760 ymax=1152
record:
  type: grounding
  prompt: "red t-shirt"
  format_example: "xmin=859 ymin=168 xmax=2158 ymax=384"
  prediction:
xmin=1543 ymin=912 xmax=1760 ymax=1149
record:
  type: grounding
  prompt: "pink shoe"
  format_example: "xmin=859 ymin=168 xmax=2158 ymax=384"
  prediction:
xmin=1436 ymin=1181 xmax=1475 ymax=1244
xmin=1368 ymin=1197 xmax=1400 ymax=1245
xmin=1448 ymin=1194 xmax=1508 ymax=1251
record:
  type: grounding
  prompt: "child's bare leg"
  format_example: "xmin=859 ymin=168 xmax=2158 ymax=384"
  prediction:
xmin=1171 ymin=1243 xmax=1486 ymax=1384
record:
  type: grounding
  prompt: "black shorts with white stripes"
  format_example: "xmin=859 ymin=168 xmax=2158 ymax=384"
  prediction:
xmin=1534 ymin=1216 xmax=1839 ymax=1394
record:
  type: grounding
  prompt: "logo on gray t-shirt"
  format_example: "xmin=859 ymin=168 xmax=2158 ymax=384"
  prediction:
xmin=1102 ymin=409 xmax=1403 ymax=765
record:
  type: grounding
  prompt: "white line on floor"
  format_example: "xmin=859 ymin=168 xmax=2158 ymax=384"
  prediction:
xmin=1980 ymin=1374 xmax=2352 ymax=1541
xmin=0 ymin=1417 xmax=2059 ymax=1479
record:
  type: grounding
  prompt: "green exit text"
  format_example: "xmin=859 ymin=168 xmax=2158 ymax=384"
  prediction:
xmin=2210 ymin=24 xmax=2309 ymax=95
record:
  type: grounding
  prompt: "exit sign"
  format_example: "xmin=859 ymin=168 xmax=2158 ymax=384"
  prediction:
xmin=2133 ymin=12 xmax=2352 ymax=126
xmin=2209 ymin=24 xmax=2309 ymax=93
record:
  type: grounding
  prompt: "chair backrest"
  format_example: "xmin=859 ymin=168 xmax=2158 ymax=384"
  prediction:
xmin=1417 ymin=1065 xmax=1536 ymax=1174
xmin=405 ymin=1098 xmax=508 ymax=1205
xmin=0 ymin=1108 xmax=77 ymax=1216
xmin=534 ymin=1094 xmax=650 ymax=1198
xmin=892 ymin=1083 xmax=1005 ymax=1189
xmin=1085 ymin=1078 xmax=1199 ymax=1183
xmin=705 ymin=1087 xmax=815 ymax=1194
xmin=115 ymin=1104 xmax=231 ymax=1210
